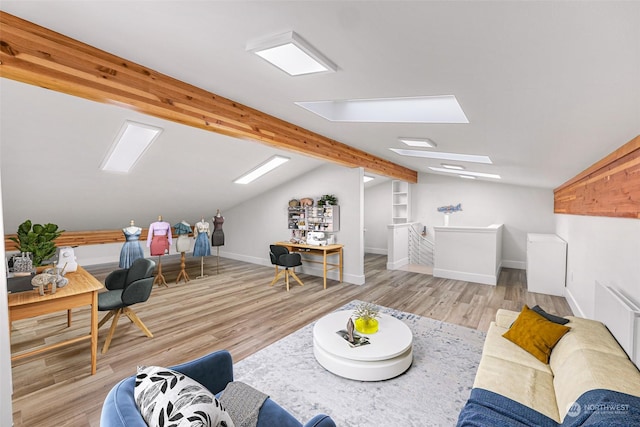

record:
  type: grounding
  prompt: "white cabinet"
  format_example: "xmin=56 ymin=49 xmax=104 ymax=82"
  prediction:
xmin=392 ymin=180 xmax=410 ymax=224
xmin=526 ymin=234 xmax=567 ymax=296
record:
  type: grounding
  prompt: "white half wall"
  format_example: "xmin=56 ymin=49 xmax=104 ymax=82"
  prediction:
xmin=556 ymin=214 xmax=640 ymax=319
xmin=433 ymin=224 xmax=503 ymax=285
xmin=386 ymin=222 xmax=415 ymax=269
xmin=5 ymin=238 xmax=194 ymax=270
xmin=220 ymin=164 xmax=365 ymax=285
xmin=412 ymin=173 xmax=555 ymax=269
xmin=364 ymin=180 xmax=391 ymax=254
xmin=0 ymin=173 xmax=14 ymax=426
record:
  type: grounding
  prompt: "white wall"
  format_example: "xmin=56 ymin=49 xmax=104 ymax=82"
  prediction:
xmin=220 ymin=164 xmax=365 ymax=285
xmin=412 ymin=173 xmax=555 ymax=268
xmin=364 ymin=180 xmax=391 ymax=254
xmin=0 ymin=173 xmax=14 ymax=426
xmin=556 ymin=214 xmax=640 ymax=318
xmin=3 ymin=164 xmax=366 ymax=285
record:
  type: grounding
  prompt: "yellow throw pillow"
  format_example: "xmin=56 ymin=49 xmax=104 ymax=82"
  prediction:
xmin=503 ymin=305 xmax=570 ymax=364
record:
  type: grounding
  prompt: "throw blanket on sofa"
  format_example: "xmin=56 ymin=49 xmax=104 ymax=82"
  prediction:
xmin=457 ymin=388 xmax=640 ymax=427
xmin=220 ymin=381 xmax=269 ymax=427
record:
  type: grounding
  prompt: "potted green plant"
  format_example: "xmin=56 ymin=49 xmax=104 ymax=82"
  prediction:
xmin=9 ymin=219 xmax=64 ymax=267
xmin=317 ymin=194 xmax=338 ymax=207
xmin=353 ymin=302 xmax=380 ymax=334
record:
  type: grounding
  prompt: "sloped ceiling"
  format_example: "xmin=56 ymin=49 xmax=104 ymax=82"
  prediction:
xmin=1 ymin=79 xmax=324 ymax=231
xmin=1 ymin=1 xmax=639 ymax=233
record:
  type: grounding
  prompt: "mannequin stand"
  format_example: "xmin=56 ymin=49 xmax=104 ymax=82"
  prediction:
xmin=196 ymin=256 xmax=208 ymax=279
xmin=176 ymin=252 xmax=190 ymax=284
xmin=216 ymin=247 xmax=220 ymax=274
xmin=153 ymin=255 xmax=168 ymax=287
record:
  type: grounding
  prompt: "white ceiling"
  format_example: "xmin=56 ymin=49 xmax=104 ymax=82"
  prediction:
xmin=1 ymin=1 xmax=639 ymax=232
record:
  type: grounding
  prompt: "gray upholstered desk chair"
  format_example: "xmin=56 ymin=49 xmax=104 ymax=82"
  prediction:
xmin=269 ymin=244 xmax=304 ymax=291
xmin=98 ymin=257 xmax=155 ymax=353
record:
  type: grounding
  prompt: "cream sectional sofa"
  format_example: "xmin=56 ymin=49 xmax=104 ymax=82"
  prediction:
xmin=457 ymin=308 xmax=640 ymax=426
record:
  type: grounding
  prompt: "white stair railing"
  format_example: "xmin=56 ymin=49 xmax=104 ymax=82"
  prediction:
xmin=408 ymin=224 xmax=434 ymax=266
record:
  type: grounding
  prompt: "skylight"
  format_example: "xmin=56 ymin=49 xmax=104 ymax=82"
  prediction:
xmin=429 ymin=167 xmax=501 ymax=180
xmin=246 ymin=31 xmax=337 ymax=76
xmin=390 ymin=148 xmax=492 ymax=164
xmin=100 ymin=121 xmax=162 ymax=173
xmin=296 ymin=95 xmax=469 ymax=123
xmin=234 ymin=155 xmax=290 ymax=184
xmin=400 ymin=138 xmax=437 ymax=148
xmin=441 ymin=164 xmax=465 ymax=170
xmin=363 ymin=175 xmax=375 ymax=183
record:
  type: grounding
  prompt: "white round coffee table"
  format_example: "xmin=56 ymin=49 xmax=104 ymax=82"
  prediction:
xmin=313 ymin=310 xmax=413 ymax=381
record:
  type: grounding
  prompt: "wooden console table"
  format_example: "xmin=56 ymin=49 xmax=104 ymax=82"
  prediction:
xmin=274 ymin=242 xmax=343 ymax=289
xmin=8 ymin=266 xmax=104 ymax=375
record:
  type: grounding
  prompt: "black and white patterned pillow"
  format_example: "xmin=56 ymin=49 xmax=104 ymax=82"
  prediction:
xmin=134 ymin=365 xmax=235 ymax=427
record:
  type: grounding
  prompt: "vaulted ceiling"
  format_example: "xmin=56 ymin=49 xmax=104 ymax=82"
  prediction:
xmin=1 ymin=1 xmax=639 ymax=232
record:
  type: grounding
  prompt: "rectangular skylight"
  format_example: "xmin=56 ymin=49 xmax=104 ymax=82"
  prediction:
xmin=100 ymin=121 xmax=162 ymax=173
xmin=390 ymin=148 xmax=492 ymax=164
xmin=441 ymin=164 xmax=465 ymax=170
xmin=247 ymin=31 xmax=337 ymax=76
xmin=234 ymin=155 xmax=290 ymax=184
xmin=400 ymin=138 xmax=437 ymax=148
xmin=429 ymin=167 xmax=501 ymax=179
xmin=296 ymin=95 xmax=468 ymax=123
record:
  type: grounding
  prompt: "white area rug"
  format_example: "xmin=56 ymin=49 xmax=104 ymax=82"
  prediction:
xmin=233 ymin=301 xmax=486 ymax=426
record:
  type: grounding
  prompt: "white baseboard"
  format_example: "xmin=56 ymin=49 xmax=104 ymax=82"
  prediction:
xmin=219 ymin=250 xmax=269 ymax=267
xmin=219 ymin=250 xmax=364 ymax=285
xmin=347 ymin=274 xmax=366 ymax=285
xmin=502 ymin=259 xmax=525 ymax=269
xmin=365 ymin=247 xmax=387 ymax=255
xmin=564 ymin=287 xmax=585 ymax=317
xmin=300 ymin=264 xmax=364 ymax=285
xmin=433 ymin=268 xmax=497 ymax=286
xmin=387 ymin=257 xmax=409 ymax=270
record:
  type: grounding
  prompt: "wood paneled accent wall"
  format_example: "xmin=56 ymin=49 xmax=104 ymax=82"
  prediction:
xmin=4 ymin=229 xmax=160 ymax=252
xmin=554 ymin=135 xmax=640 ymax=218
xmin=0 ymin=11 xmax=416 ymax=183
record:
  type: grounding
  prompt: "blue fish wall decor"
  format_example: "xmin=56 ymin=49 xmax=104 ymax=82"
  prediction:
xmin=437 ymin=203 xmax=462 ymax=214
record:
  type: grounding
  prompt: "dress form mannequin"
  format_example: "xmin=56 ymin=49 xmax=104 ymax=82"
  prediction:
xmin=193 ymin=217 xmax=211 ymax=279
xmin=173 ymin=220 xmax=192 ymax=284
xmin=212 ymin=209 xmax=225 ymax=274
xmin=147 ymin=215 xmax=172 ymax=286
xmin=119 ymin=219 xmax=144 ymax=268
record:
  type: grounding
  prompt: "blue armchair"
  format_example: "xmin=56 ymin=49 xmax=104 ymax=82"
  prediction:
xmin=101 ymin=349 xmax=336 ymax=427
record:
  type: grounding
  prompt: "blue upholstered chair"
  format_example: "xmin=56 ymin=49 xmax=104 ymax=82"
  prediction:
xmin=101 ymin=349 xmax=336 ymax=427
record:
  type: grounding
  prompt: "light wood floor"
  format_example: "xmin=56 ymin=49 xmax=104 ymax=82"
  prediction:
xmin=9 ymin=254 xmax=572 ymax=427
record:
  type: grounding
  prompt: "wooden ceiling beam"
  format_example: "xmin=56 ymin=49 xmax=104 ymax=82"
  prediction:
xmin=0 ymin=11 xmax=417 ymax=183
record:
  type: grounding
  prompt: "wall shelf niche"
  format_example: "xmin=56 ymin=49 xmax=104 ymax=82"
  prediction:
xmin=392 ymin=180 xmax=410 ymax=224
